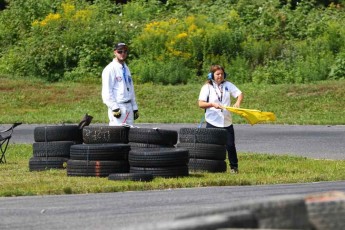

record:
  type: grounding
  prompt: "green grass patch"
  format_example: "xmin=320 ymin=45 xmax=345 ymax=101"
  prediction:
xmin=1 ymin=77 xmax=344 ymax=125
xmin=1 ymin=144 xmax=344 ymax=197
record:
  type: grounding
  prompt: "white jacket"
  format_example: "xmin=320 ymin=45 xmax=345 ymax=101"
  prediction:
xmin=101 ymin=59 xmax=138 ymax=111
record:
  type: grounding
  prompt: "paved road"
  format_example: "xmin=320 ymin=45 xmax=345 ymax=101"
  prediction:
xmin=6 ymin=123 xmax=345 ymax=159
xmin=1 ymin=181 xmax=345 ymax=230
xmin=1 ymin=123 xmax=344 ymax=229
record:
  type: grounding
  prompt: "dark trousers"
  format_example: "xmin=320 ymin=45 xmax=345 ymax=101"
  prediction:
xmin=206 ymin=122 xmax=238 ymax=169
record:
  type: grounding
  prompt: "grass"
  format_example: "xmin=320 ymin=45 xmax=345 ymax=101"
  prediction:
xmin=1 ymin=76 xmax=345 ymax=197
xmin=0 ymin=76 xmax=345 ymax=125
xmin=1 ymin=144 xmax=344 ymax=197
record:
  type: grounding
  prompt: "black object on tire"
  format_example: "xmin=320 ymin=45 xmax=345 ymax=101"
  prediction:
xmin=33 ymin=141 xmax=75 ymax=157
xmin=188 ymin=158 xmax=227 ymax=173
xmin=82 ymin=126 xmax=129 ymax=144
xmin=29 ymin=157 xmax=68 ymax=171
xmin=34 ymin=125 xmax=82 ymax=143
xmin=176 ymin=142 xmax=226 ymax=160
xmin=70 ymin=143 xmax=130 ymax=161
xmin=179 ymin=128 xmax=227 ymax=145
xmin=108 ymin=173 xmax=154 ymax=182
xmin=129 ymin=128 xmax=178 ymax=146
xmin=67 ymin=159 xmax=129 ymax=177
xmin=129 ymin=148 xmax=189 ymax=167
xmin=130 ymin=165 xmax=189 ymax=178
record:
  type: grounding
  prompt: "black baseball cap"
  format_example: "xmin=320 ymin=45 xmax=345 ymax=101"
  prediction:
xmin=114 ymin=42 xmax=128 ymax=50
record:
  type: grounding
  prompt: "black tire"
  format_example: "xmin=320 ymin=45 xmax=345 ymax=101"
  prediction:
xmin=129 ymin=148 xmax=189 ymax=167
xmin=129 ymin=128 xmax=178 ymax=146
xmin=179 ymin=128 xmax=227 ymax=145
xmin=67 ymin=159 xmax=129 ymax=177
xmin=176 ymin=142 xmax=226 ymax=160
xmin=29 ymin=157 xmax=68 ymax=171
xmin=129 ymin=142 xmax=175 ymax=149
xmin=33 ymin=141 xmax=75 ymax=157
xmin=108 ymin=173 xmax=154 ymax=182
xmin=34 ymin=125 xmax=82 ymax=143
xmin=82 ymin=126 xmax=129 ymax=144
xmin=188 ymin=158 xmax=227 ymax=173
xmin=130 ymin=165 xmax=189 ymax=178
xmin=69 ymin=143 xmax=130 ymax=161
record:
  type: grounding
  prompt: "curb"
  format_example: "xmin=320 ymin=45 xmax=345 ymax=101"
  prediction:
xmin=126 ymin=191 xmax=345 ymax=230
xmin=306 ymin=191 xmax=345 ymax=230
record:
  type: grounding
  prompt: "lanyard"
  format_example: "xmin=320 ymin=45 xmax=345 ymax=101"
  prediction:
xmin=122 ymin=64 xmax=129 ymax=91
xmin=212 ymin=81 xmax=223 ymax=103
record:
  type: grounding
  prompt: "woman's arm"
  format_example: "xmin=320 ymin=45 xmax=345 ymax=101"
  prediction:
xmin=232 ymin=93 xmax=244 ymax=108
xmin=198 ymin=100 xmax=222 ymax=109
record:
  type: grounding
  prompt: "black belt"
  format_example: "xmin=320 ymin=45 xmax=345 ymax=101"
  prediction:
xmin=119 ymin=100 xmax=131 ymax=104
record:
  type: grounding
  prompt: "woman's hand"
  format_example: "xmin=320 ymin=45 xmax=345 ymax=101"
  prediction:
xmin=211 ymin=102 xmax=223 ymax=109
xmin=232 ymin=102 xmax=240 ymax=108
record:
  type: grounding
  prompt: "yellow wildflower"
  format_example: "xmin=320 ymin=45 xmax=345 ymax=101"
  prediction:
xmin=40 ymin=13 xmax=61 ymax=26
xmin=62 ymin=3 xmax=75 ymax=15
xmin=73 ymin=10 xmax=92 ymax=21
xmin=176 ymin=32 xmax=188 ymax=39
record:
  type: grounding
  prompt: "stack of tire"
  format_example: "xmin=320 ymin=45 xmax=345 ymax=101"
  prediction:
xmin=127 ymin=128 xmax=189 ymax=178
xmin=29 ymin=125 xmax=83 ymax=171
xmin=128 ymin=127 xmax=177 ymax=149
xmin=67 ymin=126 xmax=130 ymax=177
xmin=177 ymin=128 xmax=228 ymax=173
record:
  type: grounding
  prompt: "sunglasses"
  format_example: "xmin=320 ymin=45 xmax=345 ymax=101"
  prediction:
xmin=116 ymin=50 xmax=128 ymax=54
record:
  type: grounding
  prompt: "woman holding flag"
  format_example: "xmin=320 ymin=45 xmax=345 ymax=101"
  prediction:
xmin=198 ymin=65 xmax=244 ymax=174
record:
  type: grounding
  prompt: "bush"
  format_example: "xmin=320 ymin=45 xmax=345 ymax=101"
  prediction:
xmin=1 ymin=0 xmax=345 ymax=84
xmin=130 ymin=57 xmax=193 ymax=85
xmin=0 ymin=0 xmax=59 ymax=52
xmin=0 ymin=0 xmax=125 ymax=82
xmin=329 ymin=52 xmax=345 ymax=80
xmin=252 ymin=61 xmax=288 ymax=84
xmin=228 ymin=56 xmax=252 ymax=83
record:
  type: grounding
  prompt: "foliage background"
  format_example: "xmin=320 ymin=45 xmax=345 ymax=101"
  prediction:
xmin=0 ymin=0 xmax=345 ymax=85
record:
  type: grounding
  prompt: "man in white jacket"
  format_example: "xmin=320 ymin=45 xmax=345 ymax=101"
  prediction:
xmin=102 ymin=42 xmax=139 ymax=126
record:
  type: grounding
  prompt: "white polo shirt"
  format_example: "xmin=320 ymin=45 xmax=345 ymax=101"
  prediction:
xmin=198 ymin=81 xmax=242 ymax=127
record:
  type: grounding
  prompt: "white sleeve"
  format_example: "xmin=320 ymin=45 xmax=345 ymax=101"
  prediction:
xmin=228 ymin=82 xmax=242 ymax=98
xmin=101 ymin=66 xmax=119 ymax=110
xmin=198 ymin=84 xmax=210 ymax=101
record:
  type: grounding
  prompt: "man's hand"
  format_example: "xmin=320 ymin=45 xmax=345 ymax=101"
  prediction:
xmin=112 ymin=108 xmax=121 ymax=118
xmin=134 ymin=110 xmax=139 ymax=120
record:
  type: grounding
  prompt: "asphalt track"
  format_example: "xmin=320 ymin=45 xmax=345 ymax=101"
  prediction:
xmin=1 ymin=123 xmax=344 ymax=229
xmin=8 ymin=123 xmax=345 ymax=159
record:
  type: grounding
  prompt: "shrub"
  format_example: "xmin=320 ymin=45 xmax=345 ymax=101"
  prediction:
xmin=133 ymin=14 xmax=245 ymax=81
xmin=0 ymin=0 xmax=59 ymax=51
xmin=252 ymin=61 xmax=289 ymax=84
xmin=228 ymin=56 xmax=252 ymax=83
xmin=0 ymin=0 xmax=126 ymax=82
xmin=122 ymin=0 xmax=163 ymax=22
xmin=130 ymin=57 xmax=193 ymax=85
xmin=1 ymin=0 xmax=345 ymax=85
xmin=329 ymin=52 xmax=345 ymax=80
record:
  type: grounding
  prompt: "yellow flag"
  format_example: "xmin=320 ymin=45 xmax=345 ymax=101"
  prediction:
xmin=224 ymin=106 xmax=276 ymax=125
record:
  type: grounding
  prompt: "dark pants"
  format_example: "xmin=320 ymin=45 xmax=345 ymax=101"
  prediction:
xmin=206 ymin=122 xmax=238 ymax=169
